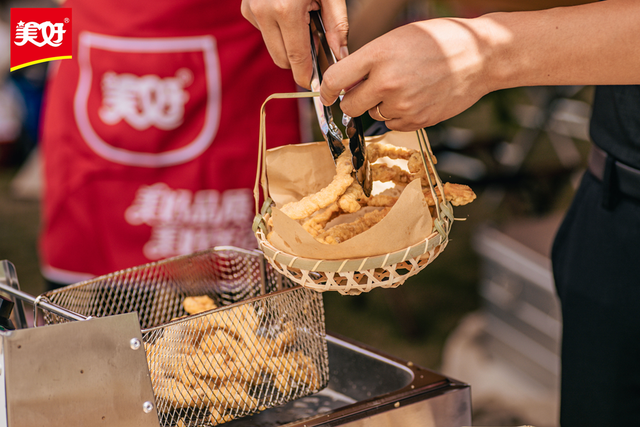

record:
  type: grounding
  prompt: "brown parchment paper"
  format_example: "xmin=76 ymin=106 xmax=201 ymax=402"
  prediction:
xmin=263 ymin=131 xmax=435 ymax=260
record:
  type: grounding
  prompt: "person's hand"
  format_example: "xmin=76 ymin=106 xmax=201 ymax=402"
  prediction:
xmin=241 ymin=0 xmax=350 ymax=89
xmin=320 ymin=18 xmax=495 ymax=131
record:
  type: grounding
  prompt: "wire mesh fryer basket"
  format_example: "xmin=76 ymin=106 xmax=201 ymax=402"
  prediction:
xmin=38 ymin=247 xmax=330 ymax=426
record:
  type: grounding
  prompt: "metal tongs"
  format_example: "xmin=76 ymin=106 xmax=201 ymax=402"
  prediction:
xmin=309 ymin=10 xmax=372 ymax=197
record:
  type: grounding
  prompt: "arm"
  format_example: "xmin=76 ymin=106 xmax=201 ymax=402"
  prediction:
xmin=320 ymin=0 xmax=640 ymax=131
xmin=241 ymin=0 xmax=349 ymax=89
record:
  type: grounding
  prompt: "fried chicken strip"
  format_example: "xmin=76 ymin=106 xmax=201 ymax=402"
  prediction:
xmin=338 ymin=182 xmax=369 ymax=213
xmin=317 ymin=208 xmax=390 ymax=244
xmin=372 ymin=163 xmax=413 ymax=185
xmin=367 ymin=141 xmax=415 ymax=162
xmin=423 ymin=183 xmax=477 ymax=206
xmin=302 ymin=203 xmax=342 ymax=236
xmin=280 ymin=149 xmax=353 ymax=220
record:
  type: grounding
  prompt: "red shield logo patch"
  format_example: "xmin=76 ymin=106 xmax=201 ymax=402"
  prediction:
xmin=74 ymin=32 xmax=221 ymax=167
xmin=10 ymin=8 xmax=72 ymax=72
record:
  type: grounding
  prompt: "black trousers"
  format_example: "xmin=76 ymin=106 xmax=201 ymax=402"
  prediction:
xmin=552 ymin=171 xmax=640 ymax=426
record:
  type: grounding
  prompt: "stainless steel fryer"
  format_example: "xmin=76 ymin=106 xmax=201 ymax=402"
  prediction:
xmin=0 ymin=248 xmax=329 ymax=427
xmin=0 ymin=251 xmax=471 ymax=427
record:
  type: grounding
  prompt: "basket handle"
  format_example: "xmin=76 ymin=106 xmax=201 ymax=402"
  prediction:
xmin=253 ymin=92 xmax=320 ymax=232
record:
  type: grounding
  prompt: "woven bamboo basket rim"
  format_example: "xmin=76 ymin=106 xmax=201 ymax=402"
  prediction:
xmin=255 ymin=225 xmax=447 ymax=274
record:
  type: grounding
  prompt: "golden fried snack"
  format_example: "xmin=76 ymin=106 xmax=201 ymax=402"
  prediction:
xmin=185 ymin=350 xmax=232 ymax=383
xmin=280 ymin=148 xmax=354 ymax=220
xmin=202 ymin=381 xmax=259 ymax=410
xmin=366 ymin=141 xmax=415 ymax=162
xmin=423 ymin=183 xmax=477 ymax=207
xmin=372 ymin=163 xmax=413 ymax=185
xmin=441 ymin=182 xmax=477 ymax=206
xmin=272 ymin=374 xmax=294 ymax=396
xmin=264 ymin=351 xmax=320 ymax=391
xmin=302 ymin=203 xmax=341 ymax=236
xmin=293 ymin=351 xmax=322 ymax=391
xmin=338 ymin=181 xmax=369 ymax=213
xmin=209 ymin=408 xmax=235 ymax=426
xmin=199 ymin=329 xmax=240 ymax=355
xmin=317 ymin=208 xmax=390 ymax=245
xmin=274 ymin=322 xmax=298 ymax=350
xmin=193 ymin=304 xmax=260 ymax=341
xmin=367 ymin=194 xmax=399 ymax=208
xmin=155 ymin=376 xmax=204 ymax=408
xmin=183 ymin=295 xmax=217 ymax=315
xmin=408 ymin=151 xmax=437 ymax=186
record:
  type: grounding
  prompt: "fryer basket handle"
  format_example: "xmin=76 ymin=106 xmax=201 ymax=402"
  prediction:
xmin=0 ymin=263 xmax=88 ymax=323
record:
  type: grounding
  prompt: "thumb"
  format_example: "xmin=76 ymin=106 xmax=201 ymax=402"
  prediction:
xmin=320 ymin=0 xmax=350 ymax=60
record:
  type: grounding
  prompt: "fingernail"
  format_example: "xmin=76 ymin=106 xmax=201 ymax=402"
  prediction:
xmin=339 ymin=46 xmax=349 ymax=60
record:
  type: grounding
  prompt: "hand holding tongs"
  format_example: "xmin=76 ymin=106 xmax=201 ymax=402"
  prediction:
xmin=309 ymin=10 xmax=372 ymax=197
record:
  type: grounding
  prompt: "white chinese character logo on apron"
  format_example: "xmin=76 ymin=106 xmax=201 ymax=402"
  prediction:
xmin=99 ymin=68 xmax=192 ymax=130
xmin=125 ymin=183 xmax=255 ymax=259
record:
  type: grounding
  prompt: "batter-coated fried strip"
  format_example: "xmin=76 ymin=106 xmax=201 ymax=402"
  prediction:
xmin=338 ymin=181 xmax=369 ymax=213
xmin=274 ymin=322 xmax=297 ymax=350
xmin=317 ymin=208 xmax=390 ymax=244
xmin=202 ymin=381 xmax=258 ymax=410
xmin=302 ymin=203 xmax=341 ymax=236
xmin=194 ymin=304 xmax=260 ymax=341
xmin=294 ymin=351 xmax=321 ymax=390
xmin=155 ymin=376 xmax=204 ymax=408
xmin=183 ymin=295 xmax=217 ymax=315
xmin=371 ymin=164 xmax=412 ymax=185
xmin=441 ymin=182 xmax=477 ymax=206
xmin=186 ymin=350 xmax=232 ymax=382
xmin=209 ymin=408 xmax=235 ymax=426
xmin=367 ymin=195 xmax=398 ymax=208
xmin=423 ymin=183 xmax=477 ymax=206
xmin=366 ymin=141 xmax=415 ymax=162
xmin=408 ymin=151 xmax=437 ymax=185
xmin=280 ymin=148 xmax=353 ymax=220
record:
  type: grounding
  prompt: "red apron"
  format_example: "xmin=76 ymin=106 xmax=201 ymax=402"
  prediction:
xmin=39 ymin=0 xmax=301 ymax=283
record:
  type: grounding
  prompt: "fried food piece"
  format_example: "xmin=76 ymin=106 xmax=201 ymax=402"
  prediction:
xmin=372 ymin=163 xmax=413 ymax=185
xmin=408 ymin=151 xmax=437 ymax=185
xmin=209 ymin=408 xmax=235 ymax=426
xmin=273 ymin=374 xmax=294 ymax=396
xmin=264 ymin=352 xmax=321 ymax=391
xmin=199 ymin=329 xmax=240 ymax=355
xmin=338 ymin=182 xmax=369 ymax=213
xmin=202 ymin=381 xmax=259 ymax=410
xmin=280 ymin=148 xmax=354 ymax=220
xmin=155 ymin=376 xmax=204 ymax=408
xmin=367 ymin=194 xmax=398 ymax=208
xmin=293 ymin=351 xmax=322 ymax=391
xmin=185 ymin=350 xmax=232 ymax=383
xmin=441 ymin=182 xmax=477 ymax=206
xmin=192 ymin=304 xmax=260 ymax=340
xmin=366 ymin=141 xmax=415 ymax=162
xmin=423 ymin=183 xmax=477 ymax=207
xmin=317 ymin=208 xmax=390 ymax=244
xmin=302 ymin=203 xmax=341 ymax=236
xmin=274 ymin=322 xmax=297 ymax=350
xmin=183 ymin=295 xmax=217 ymax=315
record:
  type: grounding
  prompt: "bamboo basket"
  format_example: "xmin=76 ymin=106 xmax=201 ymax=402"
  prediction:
xmin=253 ymin=93 xmax=455 ymax=296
